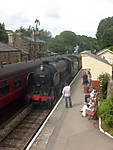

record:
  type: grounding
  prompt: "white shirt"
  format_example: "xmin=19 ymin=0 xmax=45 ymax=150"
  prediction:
xmin=90 ymin=92 xmax=95 ymax=98
xmin=62 ymin=85 xmax=71 ymax=97
xmin=90 ymin=89 xmax=96 ymax=98
xmin=81 ymin=104 xmax=91 ymax=117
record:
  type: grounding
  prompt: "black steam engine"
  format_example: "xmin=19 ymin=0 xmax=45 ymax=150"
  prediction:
xmin=26 ymin=54 xmax=81 ymax=107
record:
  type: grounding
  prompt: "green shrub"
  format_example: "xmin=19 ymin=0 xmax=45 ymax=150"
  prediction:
xmin=98 ymin=73 xmax=109 ymax=99
xmin=98 ymin=96 xmax=113 ymax=127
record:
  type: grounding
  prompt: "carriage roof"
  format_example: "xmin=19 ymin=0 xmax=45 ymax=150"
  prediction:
xmin=0 ymin=60 xmax=41 ymax=80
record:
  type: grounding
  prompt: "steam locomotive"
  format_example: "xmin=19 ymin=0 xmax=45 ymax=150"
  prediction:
xmin=26 ymin=54 xmax=81 ymax=107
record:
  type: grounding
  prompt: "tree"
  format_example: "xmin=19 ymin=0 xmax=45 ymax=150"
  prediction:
xmin=16 ymin=26 xmax=33 ymax=37
xmin=39 ymin=29 xmax=52 ymax=42
xmin=16 ymin=26 xmax=52 ymax=42
xmin=48 ymin=31 xmax=77 ymax=53
xmin=76 ymin=35 xmax=99 ymax=52
xmin=47 ymin=36 xmax=67 ymax=53
xmin=0 ymin=23 xmax=8 ymax=43
xmin=60 ymin=31 xmax=77 ymax=46
xmin=96 ymin=16 xmax=113 ymax=48
xmin=48 ymin=30 xmax=99 ymax=54
xmin=101 ymin=26 xmax=113 ymax=48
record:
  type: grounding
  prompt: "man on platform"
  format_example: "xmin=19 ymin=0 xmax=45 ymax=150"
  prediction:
xmin=62 ymin=83 xmax=72 ymax=108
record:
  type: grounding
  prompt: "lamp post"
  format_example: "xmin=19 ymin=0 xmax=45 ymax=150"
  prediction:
xmin=32 ymin=19 xmax=40 ymax=60
xmin=32 ymin=27 xmax=35 ymax=61
xmin=35 ymin=19 xmax=40 ymax=30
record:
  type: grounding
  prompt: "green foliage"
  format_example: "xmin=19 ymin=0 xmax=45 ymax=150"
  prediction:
xmin=96 ymin=16 xmax=113 ymax=49
xmin=98 ymin=73 xmax=109 ymax=99
xmin=16 ymin=26 xmax=52 ymax=42
xmin=101 ymin=26 xmax=113 ymax=48
xmin=102 ymin=120 xmax=113 ymax=136
xmin=48 ymin=30 xmax=99 ymax=54
xmin=76 ymin=35 xmax=99 ymax=52
xmin=109 ymin=46 xmax=113 ymax=51
xmin=39 ymin=29 xmax=52 ymax=42
xmin=60 ymin=31 xmax=77 ymax=46
xmin=0 ymin=23 xmax=8 ymax=43
xmin=47 ymin=36 xmax=67 ymax=53
xmin=98 ymin=73 xmax=113 ymax=128
xmin=16 ymin=26 xmax=33 ymax=37
xmin=47 ymin=31 xmax=77 ymax=53
xmin=97 ymin=96 xmax=113 ymax=127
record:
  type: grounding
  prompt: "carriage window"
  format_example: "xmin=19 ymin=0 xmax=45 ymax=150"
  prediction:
xmin=0 ymin=81 xmax=9 ymax=96
xmin=14 ymin=80 xmax=22 ymax=88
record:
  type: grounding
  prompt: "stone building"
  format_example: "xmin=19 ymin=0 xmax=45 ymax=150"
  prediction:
xmin=0 ymin=42 xmax=21 ymax=64
xmin=11 ymin=32 xmax=47 ymax=61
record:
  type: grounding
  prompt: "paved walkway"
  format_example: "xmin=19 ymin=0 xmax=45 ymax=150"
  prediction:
xmin=30 ymin=71 xmax=113 ymax=150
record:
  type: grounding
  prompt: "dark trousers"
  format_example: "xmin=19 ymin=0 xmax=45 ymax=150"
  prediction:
xmin=64 ymin=96 xmax=72 ymax=108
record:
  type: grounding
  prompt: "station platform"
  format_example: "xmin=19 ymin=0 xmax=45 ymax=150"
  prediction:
xmin=29 ymin=70 xmax=113 ymax=150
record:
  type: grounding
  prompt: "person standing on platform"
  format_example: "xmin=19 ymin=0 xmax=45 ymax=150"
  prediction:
xmin=82 ymin=72 xmax=89 ymax=85
xmin=87 ymin=71 xmax=92 ymax=86
xmin=62 ymin=83 xmax=72 ymax=108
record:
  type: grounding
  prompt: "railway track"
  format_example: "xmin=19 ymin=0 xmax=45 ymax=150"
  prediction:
xmin=0 ymin=105 xmax=50 ymax=150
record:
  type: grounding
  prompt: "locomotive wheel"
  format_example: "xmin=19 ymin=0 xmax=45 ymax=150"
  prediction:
xmin=55 ymin=87 xmax=61 ymax=99
xmin=25 ymin=95 xmax=32 ymax=105
xmin=49 ymin=100 xmax=53 ymax=109
xmin=48 ymin=90 xmax=54 ymax=109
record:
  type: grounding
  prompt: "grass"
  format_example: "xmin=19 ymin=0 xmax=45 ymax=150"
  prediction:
xmin=101 ymin=120 xmax=113 ymax=136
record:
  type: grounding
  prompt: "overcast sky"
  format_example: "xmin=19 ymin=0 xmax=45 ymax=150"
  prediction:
xmin=0 ymin=0 xmax=113 ymax=37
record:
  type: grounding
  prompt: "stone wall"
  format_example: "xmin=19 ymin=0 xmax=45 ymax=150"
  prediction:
xmin=13 ymin=33 xmax=47 ymax=60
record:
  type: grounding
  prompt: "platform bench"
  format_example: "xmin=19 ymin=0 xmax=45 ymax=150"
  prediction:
xmin=87 ymin=106 xmax=98 ymax=120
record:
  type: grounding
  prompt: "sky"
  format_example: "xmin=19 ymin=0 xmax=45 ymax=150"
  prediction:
xmin=0 ymin=0 xmax=113 ymax=38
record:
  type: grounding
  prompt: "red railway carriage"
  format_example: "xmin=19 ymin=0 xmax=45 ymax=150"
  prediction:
xmin=0 ymin=60 xmax=41 ymax=109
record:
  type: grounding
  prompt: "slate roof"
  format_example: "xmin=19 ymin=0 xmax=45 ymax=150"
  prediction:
xmin=0 ymin=42 xmax=19 ymax=52
xmin=81 ymin=51 xmax=111 ymax=66
xmin=0 ymin=59 xmax=41 ymax=80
